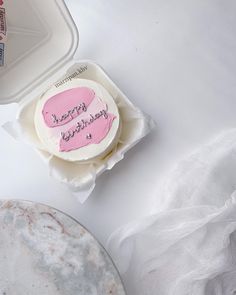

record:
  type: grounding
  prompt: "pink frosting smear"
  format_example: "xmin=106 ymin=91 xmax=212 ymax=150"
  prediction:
xmin=42 ymin=87 xmax=95 ymax=128
xmin=60 ymin=113 xmax=116 ymax=152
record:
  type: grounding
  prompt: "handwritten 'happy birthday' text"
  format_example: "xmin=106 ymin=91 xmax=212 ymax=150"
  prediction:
xmin=51 ymin=103 xmax=87 ymax=125
xmin=61 ymin=109 xmax=108 ymax=142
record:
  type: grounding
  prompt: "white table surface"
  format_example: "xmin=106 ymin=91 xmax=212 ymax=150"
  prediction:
xmin=1 ymin=0 xmax=236 ymax=248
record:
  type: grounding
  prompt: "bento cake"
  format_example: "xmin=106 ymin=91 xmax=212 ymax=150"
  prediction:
xmin=34 ymin=79 xmax=120 ymax=162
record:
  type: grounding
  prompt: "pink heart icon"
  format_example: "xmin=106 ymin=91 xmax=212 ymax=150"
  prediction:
xmin=0 ymin=1 xmax=3 ymax=6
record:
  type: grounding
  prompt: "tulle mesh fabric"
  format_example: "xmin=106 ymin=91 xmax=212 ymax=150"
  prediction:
xmin=108 ymin=129 xmax=236 ymax=295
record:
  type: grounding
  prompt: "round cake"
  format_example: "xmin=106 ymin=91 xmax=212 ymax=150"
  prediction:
xmin=34 ymin=79 xmax=120 ymax=162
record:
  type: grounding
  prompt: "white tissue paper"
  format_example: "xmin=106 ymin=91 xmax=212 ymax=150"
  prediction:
xmin=3 ymin=62 xmax=154 ymax=203
xmin=108 ymin=129 xmax=236 ymax=295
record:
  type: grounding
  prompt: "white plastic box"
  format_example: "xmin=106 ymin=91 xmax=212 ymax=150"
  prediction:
xmin=0 ymin=0 xmax=78 ymax=103
xmin=0 ymin=0 xmax=153 ymax=202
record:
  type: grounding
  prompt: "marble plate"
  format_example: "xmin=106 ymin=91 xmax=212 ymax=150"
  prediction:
xmin=0 ymin=200 xmax=126 ymax=295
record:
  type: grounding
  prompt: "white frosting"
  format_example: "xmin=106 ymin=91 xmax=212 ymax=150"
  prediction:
xmin=34 ymin=79 xmax=120 ymax=162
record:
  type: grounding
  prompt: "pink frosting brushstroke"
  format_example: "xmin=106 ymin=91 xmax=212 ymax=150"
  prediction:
xmin=42 ymin=87 xmax=95 ymax=128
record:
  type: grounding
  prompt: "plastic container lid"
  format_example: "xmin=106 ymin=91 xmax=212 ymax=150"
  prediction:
xmin=0 ymin=0 xmax=79 ymax=104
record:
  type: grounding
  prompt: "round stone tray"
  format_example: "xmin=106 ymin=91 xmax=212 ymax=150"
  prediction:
xmin=0 ymin=200 xmax=125 ymax=295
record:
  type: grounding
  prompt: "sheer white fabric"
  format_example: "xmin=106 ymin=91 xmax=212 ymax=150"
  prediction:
xmin=108 ymin=129 xmax=236 ymax=295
